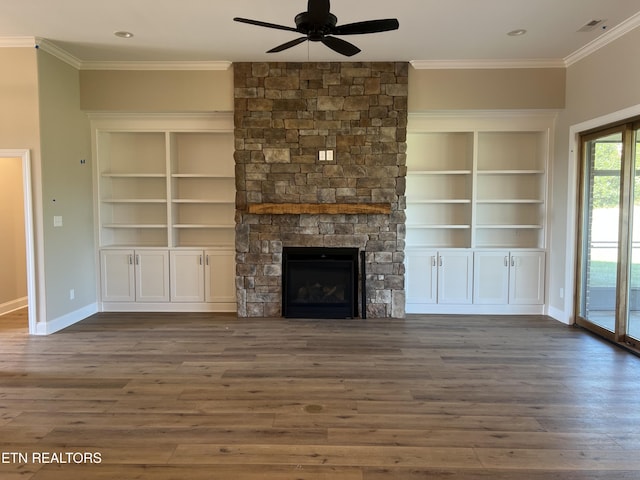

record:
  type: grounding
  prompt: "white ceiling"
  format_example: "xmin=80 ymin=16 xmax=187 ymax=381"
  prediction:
xmin=1 ymin=0 xmax=640 ymax=67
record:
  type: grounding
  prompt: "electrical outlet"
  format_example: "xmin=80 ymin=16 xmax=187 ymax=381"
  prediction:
xmin=69 ymin=289 xmax=75 ymax=300
xmin=319 ymin=150 xmax=326 ymax=161
xmin=326 ymin=149 xmax=334 ymax=161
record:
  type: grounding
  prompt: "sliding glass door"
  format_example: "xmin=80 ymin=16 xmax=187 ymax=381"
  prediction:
xmin=576 ymin=122 xmax=639 ymax=349
xmin=628 ymin=127 xmax=640 ymax=342
xmin=577 ymin=129 xmax=623 ymax=336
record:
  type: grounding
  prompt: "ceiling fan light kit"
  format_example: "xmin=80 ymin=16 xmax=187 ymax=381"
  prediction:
xmin=233 ymin=0 xmax=399 ymax=57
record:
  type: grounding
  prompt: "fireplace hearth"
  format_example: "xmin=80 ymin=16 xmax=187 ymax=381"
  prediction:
xmin=282 ymin=247 xmax=359 ymax=319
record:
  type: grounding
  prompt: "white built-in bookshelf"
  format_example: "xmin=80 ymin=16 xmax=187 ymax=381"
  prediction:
xmin=90 ymin=114 xmax=236 ymax=312
xmin=405 ymin=113 xmax=555 ymax=314
xmin=406 ymin=118 xmax=550 ymax=249
xmin=95 ymin=121 xmax=235 ymax=249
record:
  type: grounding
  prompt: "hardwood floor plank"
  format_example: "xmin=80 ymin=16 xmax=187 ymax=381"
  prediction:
xmin=169 ymin=444 xmax=481 ymax=468
xmin=7 ymin=411 xmax=276 ymax=429
xmin=475 ymin=447 xmax=640 ymax=470
xmin=30 ymin=464 xmax=364 ymax=480
xmin=327 ymin=428 xmax=620 ymax=450
xmin=363 ymin=467 xmax=640 ymax=480
xmin=41 ymin=426 xmax=329 ymax=446
xmin=273 ymin=412 xmax=545 ymax=431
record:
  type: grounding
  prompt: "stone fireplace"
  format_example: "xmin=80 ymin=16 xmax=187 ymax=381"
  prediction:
xmin=234 ymin=62 xmax=408 ymax=318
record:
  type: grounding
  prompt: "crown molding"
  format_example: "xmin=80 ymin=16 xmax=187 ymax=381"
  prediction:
xmin=0 ymin=36 xmax=38 ymax=48
xmin=0 ymin=36 xmax=231 ymax=70
xmin=0 ymin=36 xmax=82 ymax=68
xmin=35 ymin=38 xmax=83 ymax=69
xmin=79 ymin=60 xmax=232 ymax=71
xmin=410 ymin=59 xmax=565 ymax=70
xmin=564 ymin=11 xmax=640 ymax=66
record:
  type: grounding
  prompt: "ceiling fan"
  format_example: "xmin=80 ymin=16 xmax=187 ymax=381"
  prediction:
xmin=233 ymin=0 xmax=399 ymax=57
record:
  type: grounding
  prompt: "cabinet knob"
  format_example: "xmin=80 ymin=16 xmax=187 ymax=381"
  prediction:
xmin=199 ymin=255 xmax=203 ymax=265
xmin=504 ymin=256 xmax=509 ymax=267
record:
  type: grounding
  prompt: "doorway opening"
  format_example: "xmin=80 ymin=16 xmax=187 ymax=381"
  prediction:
xmin=0 ymin=150 xmax=36 ymax=334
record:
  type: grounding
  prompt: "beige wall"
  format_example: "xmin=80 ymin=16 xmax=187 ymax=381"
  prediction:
xmin=37 ymin=50 xmax=95 ymax=322
xmin=565 ymin=28 xmax=640 ymax=124
xmin=409 ymin=67 xmax=565 ymax=110
xmin=80 ymin=69 xmax=234 ymax=112
xmin=0 ymin=157 xmax=27 ymax=308
xmin=0 ymin=49 xmax=41 ymax=146
xmin=548 ymin=26 xmax=640 ymax=320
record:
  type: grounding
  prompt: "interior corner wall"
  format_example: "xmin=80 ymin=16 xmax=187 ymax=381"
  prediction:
xmin=37 ymin=49 xmax=96 ymax=326
xmin=79 ymin=68 xmax=234 ymax=112
xmin=547 ymin=25 xmax=640 ymax=322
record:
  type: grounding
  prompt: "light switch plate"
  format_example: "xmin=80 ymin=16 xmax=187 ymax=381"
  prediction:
xmin=53 ymin=216 xmax=63 ymax=227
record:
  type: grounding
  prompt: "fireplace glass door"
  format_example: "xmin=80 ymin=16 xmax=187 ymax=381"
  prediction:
xmin=282 ymin=247 xmax=359 ymax=319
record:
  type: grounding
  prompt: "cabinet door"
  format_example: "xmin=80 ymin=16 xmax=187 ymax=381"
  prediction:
xmin=205 ymin=250 xmax=236 ymax=303
xmin=473 ymin=251 xmax=510 ymax=304
xmin=509 ymin=252 xmax=545 ymax=305
xmin=135 ymin=250 xmax=170 ymax=302
xmin=405 ymin=250 xmax=438 ymax=304
xmin=100 ymin=250 xmax=135 ymax=302
xmin=170 ymin=250 xmax=205 ymax=302
xmin=438 ymin=251 xmax=472 ymax=304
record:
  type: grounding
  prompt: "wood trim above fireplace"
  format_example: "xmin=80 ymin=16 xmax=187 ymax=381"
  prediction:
xmin=248 ymin=203 xmax=392 ymax=215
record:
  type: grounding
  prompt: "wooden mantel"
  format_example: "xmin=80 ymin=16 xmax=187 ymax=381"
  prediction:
xmin=247 ymin=203 xmax=392 ymax=215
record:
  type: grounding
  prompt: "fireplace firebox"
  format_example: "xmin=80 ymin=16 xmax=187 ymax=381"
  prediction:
xmin=282 ymin=247 xmax=359 ymax=319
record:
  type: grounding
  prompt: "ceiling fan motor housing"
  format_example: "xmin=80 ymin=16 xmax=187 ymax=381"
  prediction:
xmin=295 ymin=11 xmax=337 ymax=40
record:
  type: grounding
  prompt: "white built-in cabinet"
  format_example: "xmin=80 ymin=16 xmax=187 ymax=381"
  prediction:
xmin=473 ymin=251 xmax=545 ymax=305
xmin=170 ymin=250 xmax=236 ymax=304
xmin=405 ymin=113 xmax=554 ymax=314
xmin=406 ymin=250 xmax=473 ymax=305
xmin=100 ymin=249 xmax=170 ymax=303
xmin=91 ymin=114 xmax=236 ymax=312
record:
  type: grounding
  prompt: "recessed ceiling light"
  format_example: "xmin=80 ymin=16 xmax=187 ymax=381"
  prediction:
xmin=114 ymin=31 xmax=134 ymax=39
xmin=507 ymin=29 xmax=527 ymax=36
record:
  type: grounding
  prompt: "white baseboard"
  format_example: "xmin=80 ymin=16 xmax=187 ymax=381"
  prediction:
xmin=100 ymin=302 xmax=237 ymax=313
xmin=34 ymin=303 xmax=98 ymax=335
xmin=0 ymin=297 xmax=28 ymax=316
xmin=547 ymin=305 xmax=571 ymax=325
xmin=406 ymin=303 xmax=545 ymax=315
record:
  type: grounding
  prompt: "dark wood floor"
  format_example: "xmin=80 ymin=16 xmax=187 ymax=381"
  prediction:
xmin=1 ymin=309 xmax=640 ymax=479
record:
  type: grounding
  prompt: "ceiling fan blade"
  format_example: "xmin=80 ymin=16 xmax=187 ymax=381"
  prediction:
xmin=333 ymin=19 xmax=399 ymax=35
xmin=308 ymin=0 xmax=331 ymax=23
xmin=233 ymin=17 xmax=298 ymax=33
xmin=321 ymin=36 xmax=361 ymax=57
xmin=267 ymin=37 xmax=308 ymax=53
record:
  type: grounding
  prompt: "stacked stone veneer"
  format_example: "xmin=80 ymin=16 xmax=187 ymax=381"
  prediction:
xmin=234 ymin=62 xmax=408 ymax=318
